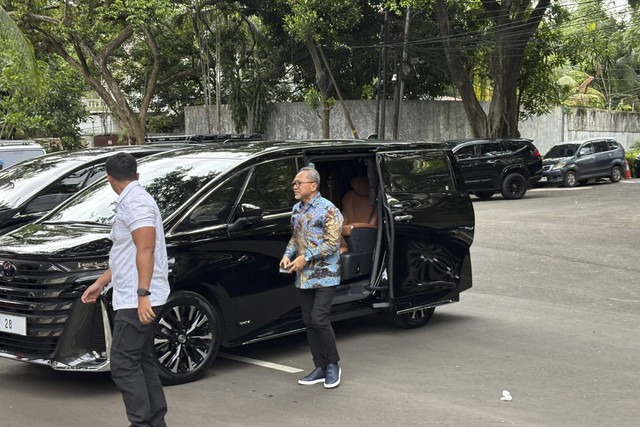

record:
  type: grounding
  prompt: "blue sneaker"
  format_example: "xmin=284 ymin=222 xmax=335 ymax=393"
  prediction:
xmin=324 ymin=363 xmax=341 ymax=389
xmin=298 ymin=367 xmax=326 ymax=385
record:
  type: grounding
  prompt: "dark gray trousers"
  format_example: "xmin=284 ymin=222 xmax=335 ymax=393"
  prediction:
xmin=299 ymin=286 xmax=340 ymax=368
xmin=111 ymin=308 xmax=167 ymax=427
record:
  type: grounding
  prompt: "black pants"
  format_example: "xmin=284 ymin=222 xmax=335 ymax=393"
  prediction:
xmin=111 ymin=308 xmax=167 ymax=427
xmin=299 ymin=287 xmax=340 ymax=368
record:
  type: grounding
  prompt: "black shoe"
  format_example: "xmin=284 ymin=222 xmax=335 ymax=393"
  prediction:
xmin=324 ymin=363 xmax=341 ymax=389
xmin=298 ymin=367 xmax=326 ymax=385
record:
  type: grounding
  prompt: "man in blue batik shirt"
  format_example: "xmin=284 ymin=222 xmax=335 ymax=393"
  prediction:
xmin=280 ymin=166 xmax=344 ymax=389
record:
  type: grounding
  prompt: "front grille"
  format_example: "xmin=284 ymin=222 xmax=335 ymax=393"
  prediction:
xmin=0 ymin=258 xmax=81 ymax=359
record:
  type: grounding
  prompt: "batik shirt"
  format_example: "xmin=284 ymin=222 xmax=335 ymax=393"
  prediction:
xmin=283 ymin=192 xmax=343 ymax=289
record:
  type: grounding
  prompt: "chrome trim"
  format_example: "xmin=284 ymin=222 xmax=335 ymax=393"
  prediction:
xmin=241 ymin=327 xmax=306 ymax=346
xmin=395 ymin=299 xmax=455 ymax=315
xmin=100 ymin=299 xmax=112 ymax=367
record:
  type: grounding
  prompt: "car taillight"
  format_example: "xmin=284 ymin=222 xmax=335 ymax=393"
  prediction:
xmin=532 ymin=149 xmax=541 ymax=157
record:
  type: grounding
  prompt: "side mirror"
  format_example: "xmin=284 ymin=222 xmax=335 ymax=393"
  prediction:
xmin=228 ymin=204 xmax=263 ymax=232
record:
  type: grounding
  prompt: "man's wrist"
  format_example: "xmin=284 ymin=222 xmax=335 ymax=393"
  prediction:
xmin=137 ymin=288 xmax=152 ymax=297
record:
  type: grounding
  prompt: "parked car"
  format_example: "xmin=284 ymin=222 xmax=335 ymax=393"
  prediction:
xmin=444 ymin=138 xmax=543 ymax=200
xmin=634 ymin=152 xmax=640 ymax=178
xmin=0 ymin=140 xmax=46 ymax=167
xmin=541 ymin=138 xmax=626 ymax=187
xmin=0 ymin=145 xmax=185 ymax=235
xmin=0 ymin=140 xmax=475 ymax=385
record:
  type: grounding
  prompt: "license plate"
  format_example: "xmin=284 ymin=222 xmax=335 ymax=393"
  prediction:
xmin=539 ymin=176 xmax=547 ymax=182
xmin=0 ymin=312 xmax=27 ymax=336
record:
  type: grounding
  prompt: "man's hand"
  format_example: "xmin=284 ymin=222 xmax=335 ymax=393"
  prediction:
xmin=280 ymin=256 xmax=292 ymax=271
xmin=138 ymin=296 xmax=156 ymax=325
xmin=288 ymin=255 xmax=307 ymax=273
xmin=81 ymin=281 xmax=104 ymax=304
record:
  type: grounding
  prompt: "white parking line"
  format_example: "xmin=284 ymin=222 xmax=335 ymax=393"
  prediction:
xmin=218 ymin=352 xmax=304 ymax=373
xmin=530 ymin=186 xmax=592 ymax=191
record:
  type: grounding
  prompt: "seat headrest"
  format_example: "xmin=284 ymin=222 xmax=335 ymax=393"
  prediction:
xmin=350 ymin=176 xmax=370 ymax=196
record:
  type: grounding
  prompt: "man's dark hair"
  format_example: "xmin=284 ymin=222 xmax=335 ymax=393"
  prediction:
xmin=105 ymin=152 xmax=137 ymax=181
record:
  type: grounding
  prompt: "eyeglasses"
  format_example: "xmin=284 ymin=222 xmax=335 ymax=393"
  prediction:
xmin=291 ymin=180 xmax=315 ymax=187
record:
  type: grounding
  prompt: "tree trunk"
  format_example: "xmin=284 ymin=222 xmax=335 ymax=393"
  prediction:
xmin=306 ymin=36 xmax=330 ymax=138
xmin=436 ymin=0 xmax=551 ymax=138
xmin=434 ymin=0 xmax=488 ymax=137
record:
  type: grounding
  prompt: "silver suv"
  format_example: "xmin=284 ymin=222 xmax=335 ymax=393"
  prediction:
xmin=541 ymin=137 xmax=626 ymax=187
xmin=0 ymin=141 xmax=46 ymax=168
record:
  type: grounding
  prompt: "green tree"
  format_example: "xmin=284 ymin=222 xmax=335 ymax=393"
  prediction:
xmin=0 ymin=49 xmax=87 ymax=148
xmin=5 ymin=0 xmax=202 ymax=143
xmin=427 ymin=0 xmax=556 ymax=137
xmin=284 ymin=0 xmax=363 ymax=137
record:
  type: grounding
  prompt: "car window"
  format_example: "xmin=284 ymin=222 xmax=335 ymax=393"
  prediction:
xmin=454 ymin=145 xmax=476 ymax=159
xmin=46 ymin=154 xmax=237 ymax=225
xmin=593 ymin=141 xmax=609 ymax=153
xmin=580 ymin=143 xmax=594 ymax=155
xmin=606 ymin=140 xmax=619 ymax=151
xmin=20 ymin=166 xmax=93 ymax=215
xmin=86 ymin=164 xmax=107 ymax=186
xmin=478 ymin=142 xmax=504 ymax=157
xmin=380 ymin=151 xmax=453 ymax=193
xmin=501 ymin=140 xmax=526 ymax=154
xmin=240 ymin=158 xmax=298 ymax=215
xmin=175 ymin=171 xmax=248 ymax=232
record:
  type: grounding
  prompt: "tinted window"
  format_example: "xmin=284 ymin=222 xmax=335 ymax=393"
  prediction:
xmin=593 ymin=141 xmax=609 ymax=153
xmin=545 ymin=144 xmax=579 ymax=158
xmin=606 ymin=140 xmax=620 ymax=151
xmin=86 ymin=164 xmax=107 ymax=186
xmin=175 ymin=171 xmax=248 ymax=231
xmin=502 ymin=140 xmax=526 ymax=153
xmin=478 ymin=142 xmax=504 ymax=157
xmin=454 ymin=145 xmax=476 ymax=159
xmin=380 ymin=151 xmax=453 ymax=193
xmin=46 ymin=154 xmax=238 ymax=225
xmin=240 ymin=158 xmax=298 ymax=215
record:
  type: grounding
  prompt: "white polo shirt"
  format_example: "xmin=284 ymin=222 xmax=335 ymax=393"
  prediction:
xmin=109 ymin=180 xmax=170 ymax=310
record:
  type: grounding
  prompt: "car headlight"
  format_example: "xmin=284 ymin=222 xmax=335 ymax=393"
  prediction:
xmin=57 ymin=260 xmax=109 ymax=272
xmin=551 ymin=161 xmax=566 ymax=170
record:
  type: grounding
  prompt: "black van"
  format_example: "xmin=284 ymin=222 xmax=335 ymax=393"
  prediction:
xmin=0 ymin=140 xmax=475 ymax=385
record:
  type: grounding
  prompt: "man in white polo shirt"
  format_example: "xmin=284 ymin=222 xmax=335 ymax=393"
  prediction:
xmin=82 ymin=152 xmax=170 ymax=427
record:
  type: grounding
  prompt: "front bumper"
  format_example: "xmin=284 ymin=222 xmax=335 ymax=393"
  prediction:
xmin=0 ymin=300 xmax=112 ymax=372
xmin=542 ymin=168 xmax=563 ymax=184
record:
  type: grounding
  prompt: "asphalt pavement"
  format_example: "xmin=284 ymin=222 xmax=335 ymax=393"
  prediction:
xmin=0 ymin=179 xmax=638 ymax=426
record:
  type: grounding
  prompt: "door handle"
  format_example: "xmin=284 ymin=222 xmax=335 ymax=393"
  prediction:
xmin=394 ymin=214 xmax=414 ymax=222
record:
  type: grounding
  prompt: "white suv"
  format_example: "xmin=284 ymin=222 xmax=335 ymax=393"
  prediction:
xmin=0 ymin=141 xmax=46 ymax=168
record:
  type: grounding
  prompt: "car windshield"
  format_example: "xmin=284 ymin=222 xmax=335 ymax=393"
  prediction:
xmin=45 ymin=153 xmax=238 ymax=226
xmin=0 ymin=155 xmax=92 ymax=210
xmin=544 ymin=144 xmax=580 ymax=158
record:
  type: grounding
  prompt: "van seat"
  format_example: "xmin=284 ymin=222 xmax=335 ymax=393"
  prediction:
xmin=340 ymin=176 xmax=377 ymax=280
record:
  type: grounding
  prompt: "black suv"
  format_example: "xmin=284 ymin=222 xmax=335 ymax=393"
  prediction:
xmin=0 ymin=140 xmax=475 ymax=385
xmin=444 ymin=138 xmax=543 ymax=200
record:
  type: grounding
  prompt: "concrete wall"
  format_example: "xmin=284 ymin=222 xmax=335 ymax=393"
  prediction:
xmin=185 ymin=101 xmax=640 ymax=155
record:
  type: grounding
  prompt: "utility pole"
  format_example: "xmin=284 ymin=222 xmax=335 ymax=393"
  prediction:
xmin=393 ymin=6 xmax=411 ymax=140
xmin=379 ymin=10 xmax=389 ymax=140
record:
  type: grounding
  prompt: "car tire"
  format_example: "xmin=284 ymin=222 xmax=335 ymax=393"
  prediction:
xmin=563 ymin=170 xmax=577 ymax=187
xmin=388 ymin=307 xmax=435 ymax=329
xmin=610 ymin=165 xmax=622 ymax=183
xmin=500 ymin=173 xmax=527 ymax=199
xmin=473 ymin=191 xmax=495 ymax=200
xmin=154 ymin=291 xmax=221 ymax=385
